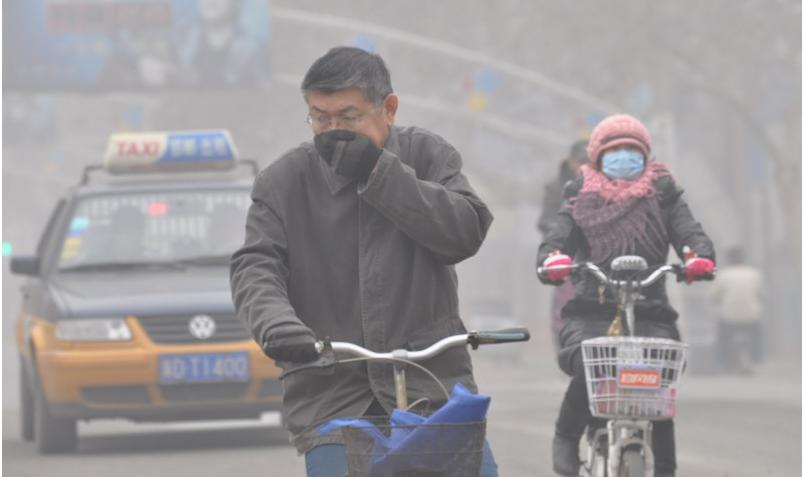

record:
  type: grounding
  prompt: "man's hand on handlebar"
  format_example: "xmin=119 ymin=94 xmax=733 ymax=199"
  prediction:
xmin=261 ymin=323 xmax=319 ymax=364
xmin=539 ymin=252 xmax=573 ymax=285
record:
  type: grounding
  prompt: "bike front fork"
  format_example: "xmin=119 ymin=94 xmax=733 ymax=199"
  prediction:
xmin=584 ymin=419 xmax=655 ymax=476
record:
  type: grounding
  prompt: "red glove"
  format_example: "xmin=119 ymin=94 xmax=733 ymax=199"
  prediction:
xmin=542 ymin=254 xmax=573 ymax=283
xmin=684 ymin=257 xmax=714 ymax=284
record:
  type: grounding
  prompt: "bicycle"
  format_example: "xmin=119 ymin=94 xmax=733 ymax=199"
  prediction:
xmin=539 ymin=255 xmax=709 ymax=477
xmin=291 ymin=328 xmax=530 ymax=477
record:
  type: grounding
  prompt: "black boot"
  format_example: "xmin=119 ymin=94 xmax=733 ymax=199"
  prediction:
xmin=553 ymin=380 xmax=589 ymax=477
xmin=552 ymin=433 xmax=581 ymax=476
xmin=652 ymin=419 xmax=677 ymax=476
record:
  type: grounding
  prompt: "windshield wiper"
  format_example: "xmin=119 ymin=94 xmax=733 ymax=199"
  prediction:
xmin=59 ymin=261 xmax=187 ymax=272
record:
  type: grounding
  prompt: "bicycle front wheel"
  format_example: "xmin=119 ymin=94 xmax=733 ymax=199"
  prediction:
xmin=617 ymin=447 xmax=645 ymax=477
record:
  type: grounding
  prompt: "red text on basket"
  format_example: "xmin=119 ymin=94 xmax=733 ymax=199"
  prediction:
xmin=618 ymin=368 xmax=661 ymax=388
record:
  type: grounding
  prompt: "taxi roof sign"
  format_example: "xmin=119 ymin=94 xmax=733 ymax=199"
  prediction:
xmin=104 ymin=130 xmax=239 ymax=174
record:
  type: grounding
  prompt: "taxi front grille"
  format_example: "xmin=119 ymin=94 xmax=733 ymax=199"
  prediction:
xmin=137 ymin=314 xmax=251 ymax=344
xmin=82 ymin=385 xmax=151 ymax=404
xmin=159 ymin=382 xmax=250 ymax=402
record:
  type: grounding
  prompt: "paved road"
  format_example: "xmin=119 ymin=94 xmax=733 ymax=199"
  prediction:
xmin=3 ymin=332 xmax=800 ymax=476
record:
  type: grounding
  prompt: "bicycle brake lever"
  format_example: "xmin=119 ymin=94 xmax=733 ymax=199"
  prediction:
xmin=316 ymin=336 xmax=332 ymax=353
xmin=672 ymin=264 xmax=687 ymax=282
xmin=278 ymin=349 xmax=336 ymax=380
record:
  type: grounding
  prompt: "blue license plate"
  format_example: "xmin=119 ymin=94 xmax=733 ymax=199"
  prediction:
xmin=159 ymin=352 xmax=250 ymax=384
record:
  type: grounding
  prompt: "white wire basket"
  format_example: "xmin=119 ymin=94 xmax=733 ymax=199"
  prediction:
xmin=581 ymin=336 xmax=688 ymax=420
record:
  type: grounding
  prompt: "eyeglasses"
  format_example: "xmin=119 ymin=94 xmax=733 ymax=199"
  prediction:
xmin=305 ymin=109 xmax=377 ymax=130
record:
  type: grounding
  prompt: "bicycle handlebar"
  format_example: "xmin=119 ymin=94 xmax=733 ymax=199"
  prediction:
xmin=288 ymin=328 xmax=529 ymax=407
xmin=537 ymin=262 xmax=684 ymax=288
xmin=315 ymin=328 xmax=531 ymax=361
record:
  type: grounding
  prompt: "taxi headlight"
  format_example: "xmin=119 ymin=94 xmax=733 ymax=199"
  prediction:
xmin=55 ymin=318 xmax=132 ymax=341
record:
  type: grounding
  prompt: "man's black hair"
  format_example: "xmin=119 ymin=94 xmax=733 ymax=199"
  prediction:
xmin=301 ymin=46 xmax=393 ymax=105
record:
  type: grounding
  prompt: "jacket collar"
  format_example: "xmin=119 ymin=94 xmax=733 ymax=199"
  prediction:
xmin=319 ymin=154 xmax=354 ymax=195
xmin=384 ymin=126 xmax=401 ymax=157
xmin=316 ymin=126 xmax=400 ymax=196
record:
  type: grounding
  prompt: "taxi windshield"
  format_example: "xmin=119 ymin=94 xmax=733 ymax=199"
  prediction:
xmin=58 ymin=189 xmax=250 ymax=271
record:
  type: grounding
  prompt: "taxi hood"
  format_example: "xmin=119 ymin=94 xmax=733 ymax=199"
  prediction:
xmin=49 ymin=268 xmax=235 ymax=318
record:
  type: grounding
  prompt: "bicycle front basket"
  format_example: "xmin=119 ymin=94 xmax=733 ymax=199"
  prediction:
xmin=341 ymin=417 xmax=486 ymax=477
xmin=581 ymin=336 xmax=687 ymax=420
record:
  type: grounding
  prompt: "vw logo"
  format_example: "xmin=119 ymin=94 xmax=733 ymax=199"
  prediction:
xmin=188 ymin=315 xmax=216 ymax=340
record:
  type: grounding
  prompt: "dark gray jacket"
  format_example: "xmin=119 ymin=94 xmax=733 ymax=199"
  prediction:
xmin=537 ymin=174 xmax=715 ymax=374
xmin=231 ymin=126 xmax=493 ymax=453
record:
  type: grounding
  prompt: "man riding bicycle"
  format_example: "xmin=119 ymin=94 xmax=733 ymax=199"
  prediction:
xmin=537 ymin=114 xmax=715 ymax=477
xmin=230 ymin=46 xmax=497 ymax=476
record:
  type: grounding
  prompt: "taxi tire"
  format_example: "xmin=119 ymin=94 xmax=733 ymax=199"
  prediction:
xmin=20 ymin=363 xmax=34 ymax=441
xmin=33 ymin=375 xmax=77 ymax=454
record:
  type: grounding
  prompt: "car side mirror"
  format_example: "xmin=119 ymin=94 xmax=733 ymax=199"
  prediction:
xmin=10 ymin=256 xmax=40 ymax=276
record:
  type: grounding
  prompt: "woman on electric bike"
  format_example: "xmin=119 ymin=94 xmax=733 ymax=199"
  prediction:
xmin=537 ymin=114 xmax=715 ymax=477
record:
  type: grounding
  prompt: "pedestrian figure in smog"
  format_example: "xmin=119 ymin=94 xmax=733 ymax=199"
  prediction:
xmin=230 ymin=46 xmax=497 ymax=476
xmin=537 ymin=114 xmax=715 ymax=477
xmin=710 ymin=246 xmax=764 ymax=374
xmin=537 ymin=139 xmax=589 ymax=352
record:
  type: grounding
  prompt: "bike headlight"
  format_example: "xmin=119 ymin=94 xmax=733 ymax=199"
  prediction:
xmin=55 ymin=318 xmax=132 ymax=341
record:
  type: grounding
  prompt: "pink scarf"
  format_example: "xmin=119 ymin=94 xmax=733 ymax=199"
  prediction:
xmin=570 ymin=162 xmax=672 ymax=265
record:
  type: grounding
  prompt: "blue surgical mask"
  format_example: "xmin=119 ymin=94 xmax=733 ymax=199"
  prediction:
xmin=601 ymin=149 xmax=645 ymax=180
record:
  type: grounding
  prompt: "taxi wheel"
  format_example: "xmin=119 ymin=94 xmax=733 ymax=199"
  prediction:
xmin=20 ymin=363 xmax=34 ymax=441
xmin=33 ymin=375 xmax=77 ymax=453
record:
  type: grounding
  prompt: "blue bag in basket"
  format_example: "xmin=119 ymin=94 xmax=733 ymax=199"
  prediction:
xmin=319 ymin=383 xmax=489 ymax=475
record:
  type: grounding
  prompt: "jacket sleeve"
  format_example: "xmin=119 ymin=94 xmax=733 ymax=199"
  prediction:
xmin=658 ymin=176 xmax=716 ymax=262
xmin=230 ymin=171 xmax=306 ymax=345
xmin=358 ymin=144 xmax=493 ymax=265
xmin=537 ymin=178 xmax=584 ymax=267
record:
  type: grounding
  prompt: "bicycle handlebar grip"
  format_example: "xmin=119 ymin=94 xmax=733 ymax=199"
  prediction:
xmin=468 ymin=328 xmax=531 ymax=349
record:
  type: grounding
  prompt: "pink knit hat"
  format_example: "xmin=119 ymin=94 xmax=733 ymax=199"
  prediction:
xmin=586 ymin=114 xmax=652 ymax=166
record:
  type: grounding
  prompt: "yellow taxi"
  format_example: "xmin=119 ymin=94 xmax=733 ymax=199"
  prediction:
xmin=11 ymin=130 xmax=283 ymax=453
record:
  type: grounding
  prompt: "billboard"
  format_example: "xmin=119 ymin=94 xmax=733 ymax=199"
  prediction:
xmin=3 ymin=0 xmax=271 ymax=91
